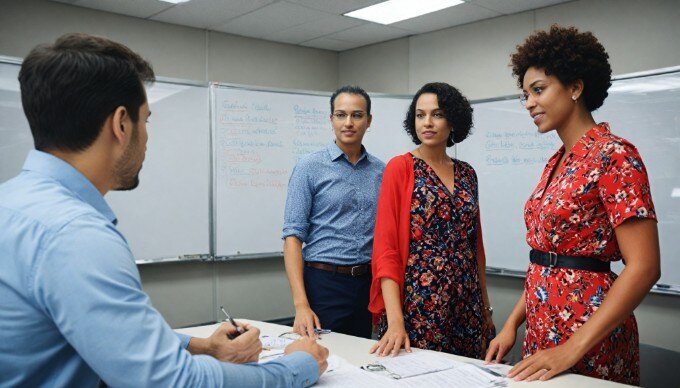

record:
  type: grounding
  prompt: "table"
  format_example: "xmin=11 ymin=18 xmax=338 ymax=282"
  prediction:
xmin=176 ymin=320 xmax=629 ymax=387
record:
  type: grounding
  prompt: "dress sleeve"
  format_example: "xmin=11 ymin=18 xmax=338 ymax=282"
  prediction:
xmin=598 ymin=140 xmax=657 ymax=228
xmin=369 ymin=156 xmax=408 ymax=313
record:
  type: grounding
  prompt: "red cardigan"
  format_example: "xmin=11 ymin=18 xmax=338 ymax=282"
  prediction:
xmin=369 ymin=153 xmax=414 ymax=317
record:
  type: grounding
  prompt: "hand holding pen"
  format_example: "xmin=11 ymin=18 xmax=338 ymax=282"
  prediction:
xmin=220 ymin=305 xmax=245 ymax=339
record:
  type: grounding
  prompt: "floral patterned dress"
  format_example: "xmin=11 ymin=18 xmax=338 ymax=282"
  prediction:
xmin=523 ymin=123 xmax=656 ymax=385
xmin=377 ymin=155 xmax=487 ymax=359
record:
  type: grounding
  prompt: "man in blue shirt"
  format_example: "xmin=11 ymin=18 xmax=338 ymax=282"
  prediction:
xmin=282 ymin=86 xmax=385 ymax=339
xmin=0 ymin=33 xmax=327 ymax=387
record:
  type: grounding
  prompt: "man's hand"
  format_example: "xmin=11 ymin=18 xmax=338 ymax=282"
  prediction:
xmin=188 ymin=322 xmax=262 ymax=363
xmin=293 ymin=305 xmax=321 ymax=338
xmin=285 ymin=337 xmax=329 ymax=376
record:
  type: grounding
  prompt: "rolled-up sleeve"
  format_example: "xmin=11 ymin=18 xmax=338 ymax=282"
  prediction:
xmin=176 ymin=333 xmax=191 ymax=349
xmin=282 ymin=162 xmax=313 ymax=242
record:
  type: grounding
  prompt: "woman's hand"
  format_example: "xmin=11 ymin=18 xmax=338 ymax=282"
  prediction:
xmin=369 ymin=321 xmax=411 ymax=357
xmin=484 ymin=325 xmax=516 ymax=364
xmin=507 ymin=342 xmax=582 ymax=382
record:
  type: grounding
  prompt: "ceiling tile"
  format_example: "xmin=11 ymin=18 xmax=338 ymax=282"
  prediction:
xmin=151 ymin=0 xmax=276 ymax=29
xmin=213 ymin=2 xmax=334 ymax=38
xmin=301 ymin=37 xmax=360 ymax=51
xmin=286 ymin=0 xmax=385 ymax=14
xmin=391 ymin=2 xmax=501 ymax=34
xmin=468 ymin=0 xmax=573 ymax=15
xmin=53 ymin=0 xmax=174 ymax=18
xmin=325 ymin=23 xmax=412 ymax=46
xmin=264 ymin=15 xmax=365 ymax=45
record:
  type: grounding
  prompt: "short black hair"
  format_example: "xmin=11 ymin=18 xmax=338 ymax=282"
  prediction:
xmin=511 ymin=24 xmax=612 ymax=112
xmin=404 ymin=82 xmax=473 ymax=147
xmin=19 ymin=32 xmax=155 ymax=152
xmin=330 ymin=85 xmax=371 ymax=115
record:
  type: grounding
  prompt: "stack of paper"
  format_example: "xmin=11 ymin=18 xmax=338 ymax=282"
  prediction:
xmin=368 ymin=350 xmax=459 ymax=378
xmin=258 ymin=335 xmax=295 ymax=362
xmin=365 ymin=351 xmax=507 ymax=387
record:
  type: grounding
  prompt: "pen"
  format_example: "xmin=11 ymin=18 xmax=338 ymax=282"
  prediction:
xmin=220 ymin=305 xmax=243 ymax=339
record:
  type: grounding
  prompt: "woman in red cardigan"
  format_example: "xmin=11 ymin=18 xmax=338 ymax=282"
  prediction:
xmin=369 ymin=82 xmax=494 ymax=359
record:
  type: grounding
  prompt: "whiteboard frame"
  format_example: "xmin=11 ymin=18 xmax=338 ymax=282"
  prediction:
xmin=208 ymin=82 xmax=411 ymax=260
xmin=4 ymin=55 xmax=678 ymax=295
xmin=0 ymin=56 xmax=212 ymax=266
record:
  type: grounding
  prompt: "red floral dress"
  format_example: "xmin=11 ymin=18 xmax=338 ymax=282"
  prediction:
xmin=523 ymin=123 xmax=656 ymax=385
xmin=377 ymin=155 xmax=489 ymax=358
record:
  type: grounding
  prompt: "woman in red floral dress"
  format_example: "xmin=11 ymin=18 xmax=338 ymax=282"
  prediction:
xmin=484 ymin=25 xmax=661 ymax=386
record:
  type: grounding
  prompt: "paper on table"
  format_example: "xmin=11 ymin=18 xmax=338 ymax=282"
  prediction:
xmin=258 ymin=335 xmax=295 ymax=362
xmin=317 ymin=355 xmax=396 ymax=387
xmin=394 ymin=363 xmax=507 ymax=388
xmin=369 ymin=350 xmax=459 ymax=379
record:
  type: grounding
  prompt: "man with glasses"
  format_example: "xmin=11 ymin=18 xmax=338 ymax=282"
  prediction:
xmin=282 ymin=85 xmax=385 ymax=339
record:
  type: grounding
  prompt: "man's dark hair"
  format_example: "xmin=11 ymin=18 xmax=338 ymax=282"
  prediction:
xmin=404 ymin=82 xmax=473 ymax=147
xmin=330 ymin=85 xmax=371 ymax=115
xmin=19 ymin=33 xmax=155 ymax=152
xmin=511 ymin=24 xmax=612 ymax=112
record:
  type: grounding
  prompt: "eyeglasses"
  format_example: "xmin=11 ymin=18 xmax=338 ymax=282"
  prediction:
xmin=331 ymin=112 xmax=367 ymax=122
xmin=519 ymin=84 xmax=548 ymax=106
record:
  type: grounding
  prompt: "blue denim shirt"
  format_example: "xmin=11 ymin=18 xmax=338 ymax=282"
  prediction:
xmin=282 ymin=142 xmax=385 ymax=265
xmin=0 ymin=150 xmax=319 ymax=387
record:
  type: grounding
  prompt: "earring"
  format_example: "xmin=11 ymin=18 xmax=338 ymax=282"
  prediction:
xmin=572 ymin=95 xmax=577 ymax=102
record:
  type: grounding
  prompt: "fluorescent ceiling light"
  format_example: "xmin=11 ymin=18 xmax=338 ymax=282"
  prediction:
xmin=159 ymin=0 xmax=191 ymax=4
xmin=345 ymin=0 xmax=464 ymax=25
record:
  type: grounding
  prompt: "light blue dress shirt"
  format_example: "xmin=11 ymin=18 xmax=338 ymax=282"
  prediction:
xmin=282 ymin=142 xmax=385 ymax=265
xmin=0 ymin=150 xmax=318 ymax=387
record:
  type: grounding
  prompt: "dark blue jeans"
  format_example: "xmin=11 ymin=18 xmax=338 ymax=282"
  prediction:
xmin=303 ymin=265 xmax=372 ymax=339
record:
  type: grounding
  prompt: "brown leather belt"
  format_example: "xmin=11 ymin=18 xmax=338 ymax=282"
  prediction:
xmin=305 ymin=262 xmax=371 ymax=277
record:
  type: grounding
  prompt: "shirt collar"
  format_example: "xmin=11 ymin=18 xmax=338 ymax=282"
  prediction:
xmin=22 ymin=150 xmax=118 ymax=225
xmin=326 ymin=141 xmax=368 ymax=163
xmin=568 ymin=122 xmax=610 ymax=159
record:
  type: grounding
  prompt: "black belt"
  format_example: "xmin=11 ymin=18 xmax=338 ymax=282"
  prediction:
xmin=305 ymin=262 xmax=371 ymax=277
xmin=530 ymin=249 xmax=611 ymax=272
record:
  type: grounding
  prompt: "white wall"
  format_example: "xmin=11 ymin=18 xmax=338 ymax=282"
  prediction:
xmin=0 ymin=0 xmax=338 ymax=89
xmin=339 ymin=0 xmax=680 ymax=99
xmin=338 ymin=0 xmax=680 ymax=354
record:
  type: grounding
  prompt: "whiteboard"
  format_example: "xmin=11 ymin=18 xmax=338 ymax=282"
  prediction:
xmin=211 ymin=85 xmax=412 ymax=257
xmin=459 ymin=68 xmax=680 ymax=293
xmin=106 ymin=80 xmax=211 ymax=261
xmin=0 ymin=58 xmax=211 ymax=262
xmin=0 ymin=59 xmax=33 ymax=182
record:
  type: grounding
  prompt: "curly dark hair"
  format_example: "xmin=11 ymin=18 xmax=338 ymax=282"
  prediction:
xmin=404 ymin=82 xmax=473 ymax=147
xmin=510 ymin=24 xmax=612 ymax=112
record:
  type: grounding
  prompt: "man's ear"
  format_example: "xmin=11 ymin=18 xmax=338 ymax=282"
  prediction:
xmin=111 ymin=106 xmax=129 ymax=145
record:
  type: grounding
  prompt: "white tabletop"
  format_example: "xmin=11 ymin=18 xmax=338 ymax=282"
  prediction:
xmin=176 ymin=319 xmax=629 ymax=387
